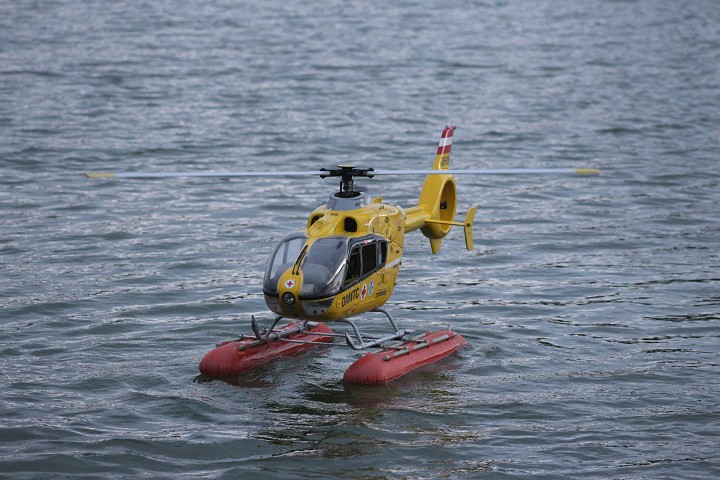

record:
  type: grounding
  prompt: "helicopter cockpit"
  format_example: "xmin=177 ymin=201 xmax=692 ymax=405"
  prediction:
xmin=263 ymin=232 xmax=387 ymax=301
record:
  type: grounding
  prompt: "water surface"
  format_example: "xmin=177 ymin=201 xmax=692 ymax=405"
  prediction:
xmin=1 ymin=1 xmax=719 ymax=478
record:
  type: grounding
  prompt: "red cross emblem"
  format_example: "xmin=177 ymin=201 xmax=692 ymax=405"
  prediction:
xmin=284 ymin=279 xmax=295 ymax=289
xmin=360 ymin=283 xmax=367 ymax=300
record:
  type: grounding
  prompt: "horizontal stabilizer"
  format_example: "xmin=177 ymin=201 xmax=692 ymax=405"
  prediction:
xmin=424 ymin=207 xmax=476 ymax=251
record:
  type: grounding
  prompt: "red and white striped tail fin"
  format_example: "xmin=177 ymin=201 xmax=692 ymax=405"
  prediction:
xmin=433 ymin=124 xmax=456 ymax=170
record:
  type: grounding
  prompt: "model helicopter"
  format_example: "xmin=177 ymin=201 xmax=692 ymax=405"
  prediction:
xmin=87 ymin=125 xmax=598 ymax=384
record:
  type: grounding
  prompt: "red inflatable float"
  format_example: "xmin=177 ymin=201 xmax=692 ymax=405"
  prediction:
xmin=199 ymin=321 xmax=333 ymax=376
xmin=343 ymin=329 xmax=467 ymax=385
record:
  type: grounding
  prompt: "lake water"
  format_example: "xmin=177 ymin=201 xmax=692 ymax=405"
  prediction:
xmin=1 ymin=1 xmax=719 ymax=478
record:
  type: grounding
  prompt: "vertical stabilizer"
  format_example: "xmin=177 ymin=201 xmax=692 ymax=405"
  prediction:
xmin=433 ymin=125 xmax=456 ymax=170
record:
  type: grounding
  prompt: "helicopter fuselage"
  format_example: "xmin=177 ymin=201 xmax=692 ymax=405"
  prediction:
xmin=262 ymin=192 xmax=406 ymax=321
xmin=261 ymin=126 xmax=475 ymax=323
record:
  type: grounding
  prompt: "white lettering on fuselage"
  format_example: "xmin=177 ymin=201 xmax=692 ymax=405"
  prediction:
xmin=341 ymin=287 xmax=360 ymax=308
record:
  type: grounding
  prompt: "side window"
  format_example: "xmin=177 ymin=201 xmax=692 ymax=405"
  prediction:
xmin=344 ymin=246 xmax=361 ymax=287
xmin=378 ymin=240 xmax=387 ymax=267
xmin=343 ymin=237 xmax=386 ymax=288
xmin=361 ymin=243 xmax=377 ymax=277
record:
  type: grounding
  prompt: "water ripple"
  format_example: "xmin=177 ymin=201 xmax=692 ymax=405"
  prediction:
xmin=2 ymin=0 xmax=720 ymax=478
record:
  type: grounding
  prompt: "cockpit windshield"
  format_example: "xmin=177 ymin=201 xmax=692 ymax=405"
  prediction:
xmin=263 ymin=232 xmax=306 ymax=294
xmin=263 ymin=233 xmax=387 ymax=300
xmin=299 ymin=237 xmax=350 ymax=299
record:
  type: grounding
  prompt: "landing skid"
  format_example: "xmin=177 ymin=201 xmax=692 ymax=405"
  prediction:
xmin=198 ymin=310 xmax=467 ymax=384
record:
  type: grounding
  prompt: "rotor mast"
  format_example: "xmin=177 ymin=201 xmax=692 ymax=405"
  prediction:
xmin=320 ymin=165 xmax=374 ymax=198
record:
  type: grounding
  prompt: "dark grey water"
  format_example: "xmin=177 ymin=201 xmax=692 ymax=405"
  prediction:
xmin=2 ymin=1 xmax=719 ymax=478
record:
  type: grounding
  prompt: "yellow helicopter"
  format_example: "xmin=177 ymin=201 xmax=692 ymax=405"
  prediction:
xmin=261 ymin=126 xmax=477 ymax=347
xmin=88 ymin=125 xmax=598 ymax=383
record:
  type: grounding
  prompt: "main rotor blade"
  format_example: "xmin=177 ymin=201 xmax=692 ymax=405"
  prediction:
xmin=85 ymin=167 xmax=599 ymax=179
xmin=85 ymin=170 xmax=325 ymax=179
xmin=371 ymin=168 xmax=599 ymax=176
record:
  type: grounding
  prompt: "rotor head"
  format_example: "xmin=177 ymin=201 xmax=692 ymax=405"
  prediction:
xmin=319 ymin=165 xmax=375 ymax=198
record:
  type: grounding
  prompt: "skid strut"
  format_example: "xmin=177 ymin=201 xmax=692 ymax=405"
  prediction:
xmin=233 ymin=315 xmax=318 ymax=351
xmin=242 ymin=309 xmax=409 ymax=352
xmin=339 ymin=308 xmax=407 ymax=350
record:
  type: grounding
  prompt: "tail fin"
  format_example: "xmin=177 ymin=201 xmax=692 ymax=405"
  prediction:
xmin=433 ymin=125 xmax=455 ymax=169
xmin=404 ymin=125 xmax=475 ymax=254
